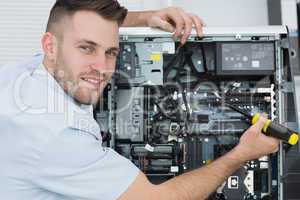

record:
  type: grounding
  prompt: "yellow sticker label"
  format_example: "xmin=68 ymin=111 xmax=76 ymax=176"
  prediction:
xmin=151 ymin=54 xmax=161 ymax=61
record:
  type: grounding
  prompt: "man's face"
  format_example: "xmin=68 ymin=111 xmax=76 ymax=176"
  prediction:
xmin=49 ymin=11 xmax=119 ymax=105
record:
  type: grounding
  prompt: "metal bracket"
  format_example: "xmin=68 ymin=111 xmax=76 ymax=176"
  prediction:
xmin=279 ymin=38 xmax=290 ymax=49
xmin=281 ymin=82 xmax=294 ymax=93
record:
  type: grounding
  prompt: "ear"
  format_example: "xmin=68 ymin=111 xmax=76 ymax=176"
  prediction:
xmin=41 ymin=32 xmax=58 ymax=63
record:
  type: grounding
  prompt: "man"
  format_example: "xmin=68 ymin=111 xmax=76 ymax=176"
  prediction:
xmin=0 ymin=0 xmax=279 ymax=200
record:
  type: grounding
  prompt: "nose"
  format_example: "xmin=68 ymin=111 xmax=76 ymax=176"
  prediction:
xmin=90 ymin=49 xmax=107 ymax=71
xmin=89 ymin=48 xmax=116 ymax=76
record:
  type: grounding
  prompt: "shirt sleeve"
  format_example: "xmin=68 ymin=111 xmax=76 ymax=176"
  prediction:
xmin=34 ymin=128 xmax=140 ymax=200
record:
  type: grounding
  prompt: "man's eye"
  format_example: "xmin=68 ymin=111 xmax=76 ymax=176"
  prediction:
xmin=79 ymin=46 xmax=94 ymax=54
xmin=105 ymin=50 xmax=119 ymax=58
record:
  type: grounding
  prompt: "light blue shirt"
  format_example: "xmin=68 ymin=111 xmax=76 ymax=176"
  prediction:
xmin=0 ymin=54 xmax=140 ymax=200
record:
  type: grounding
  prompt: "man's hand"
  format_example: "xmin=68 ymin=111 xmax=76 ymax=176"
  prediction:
xmin=123 ymin=7 xmax=205 ymax=45
xmin=232 ymin=116 xmax=280 ymax=162
xmin=147 ymin=7 xmax=205 ymax=44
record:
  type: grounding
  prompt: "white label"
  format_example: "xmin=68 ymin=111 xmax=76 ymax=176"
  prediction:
xmin=228 ymin=176 xmax=239 ymax=189
xmin=252 ymin=60 xmax=260 ymax=68
xmin=260 ymin=162 xmax=269 ymax=169
xmin=170 ymin=166 xmax=179 ymax=173
xmin=145 ymin=144 xmax=154 ymax=152
xmin=257 ymin=88 xmax=271 ymax=93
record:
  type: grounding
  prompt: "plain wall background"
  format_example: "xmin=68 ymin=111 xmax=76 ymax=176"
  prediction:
xmin=171 ymin=0 xmax=269 ymax=26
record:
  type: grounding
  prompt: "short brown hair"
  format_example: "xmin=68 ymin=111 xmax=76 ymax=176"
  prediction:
xmin=46 ymin=0 xmax=128 ymax=32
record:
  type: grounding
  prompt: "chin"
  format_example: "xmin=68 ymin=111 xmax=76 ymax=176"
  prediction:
xmin=75 ymin=97 xmax=99 ymax=106
xmin=74 ymin=90 xmax=101 ymax=106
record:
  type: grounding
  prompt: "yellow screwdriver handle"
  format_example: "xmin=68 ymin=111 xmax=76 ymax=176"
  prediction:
xmin=251 ymin=113 xmax=299 ymax=145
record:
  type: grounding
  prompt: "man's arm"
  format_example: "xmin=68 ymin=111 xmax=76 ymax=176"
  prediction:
xmin=118 ymin=116 xmax=279 ymax=200
xmin=122 ymin=7 xmax=205 ymax=44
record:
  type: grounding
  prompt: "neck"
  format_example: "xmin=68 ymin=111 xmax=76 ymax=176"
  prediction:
xmin=42 ymin=57 xmax=56 ymax=76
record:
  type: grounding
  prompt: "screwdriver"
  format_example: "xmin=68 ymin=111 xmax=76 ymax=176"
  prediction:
xmin=225 ymin=103 xmax=299 ymax=146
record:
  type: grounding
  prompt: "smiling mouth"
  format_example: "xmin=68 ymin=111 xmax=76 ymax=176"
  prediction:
xmin=80 ymin=77 xmax=102 ymax=90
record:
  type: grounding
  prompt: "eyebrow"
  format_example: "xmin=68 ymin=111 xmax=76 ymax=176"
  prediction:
xmin=106 ymin=47 xmax=120 ymax=52
xmin=78 ymin=39 xmax=98 ymax=47
xmin=76 ymin=39 xmax=119 ymax=52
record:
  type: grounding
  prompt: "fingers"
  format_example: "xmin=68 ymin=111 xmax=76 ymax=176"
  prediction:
xmin=188 ymin=13 xmax=204 ymax=37
xmin=149 ymin=7 xmax=205 ymax=44
xmin=265 ymin=136 xmax=280 ymax=153
xmin=174 ymin=8 xmax=192 ymax=44
xmin=254 ymin=115 xmax=268 ymax=132
xmin=166 ymin=7 xmax=204 ymax=44
xmin=163 ymin=7 xmax=185 ymax=40
xmin=258 ymin=114 xmax=280 ymax=152
xmin=252 ymin=115 xmax=279 ymax=153
xmin=148 ymin=16 xmax=175 ymax=33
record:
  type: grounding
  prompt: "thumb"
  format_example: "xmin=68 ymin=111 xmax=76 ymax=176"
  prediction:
xmin=148 ymin=16 xmax=175 ymax=33
xmin=253 ymin=114 xmax=268 ymax=132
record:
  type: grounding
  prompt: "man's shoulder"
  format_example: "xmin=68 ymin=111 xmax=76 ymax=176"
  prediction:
xmin=0 ymin=54 xmax=100 ymax=139
xmin=0 ymin=54 xmax=44 ymax=87
xmin=0 ymin=54 xmax=45 ymax=116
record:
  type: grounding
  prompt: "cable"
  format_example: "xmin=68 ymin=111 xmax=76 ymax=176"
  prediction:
xmin=152 ymin=100 xmax=182 ymax=122
xmin=200 ymin=43 xmax=208 ymax=73
xmin=164 ymin=46 xmax=185 ymax=80
xmin=162 ymin=44 xmax=210 ymax=133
